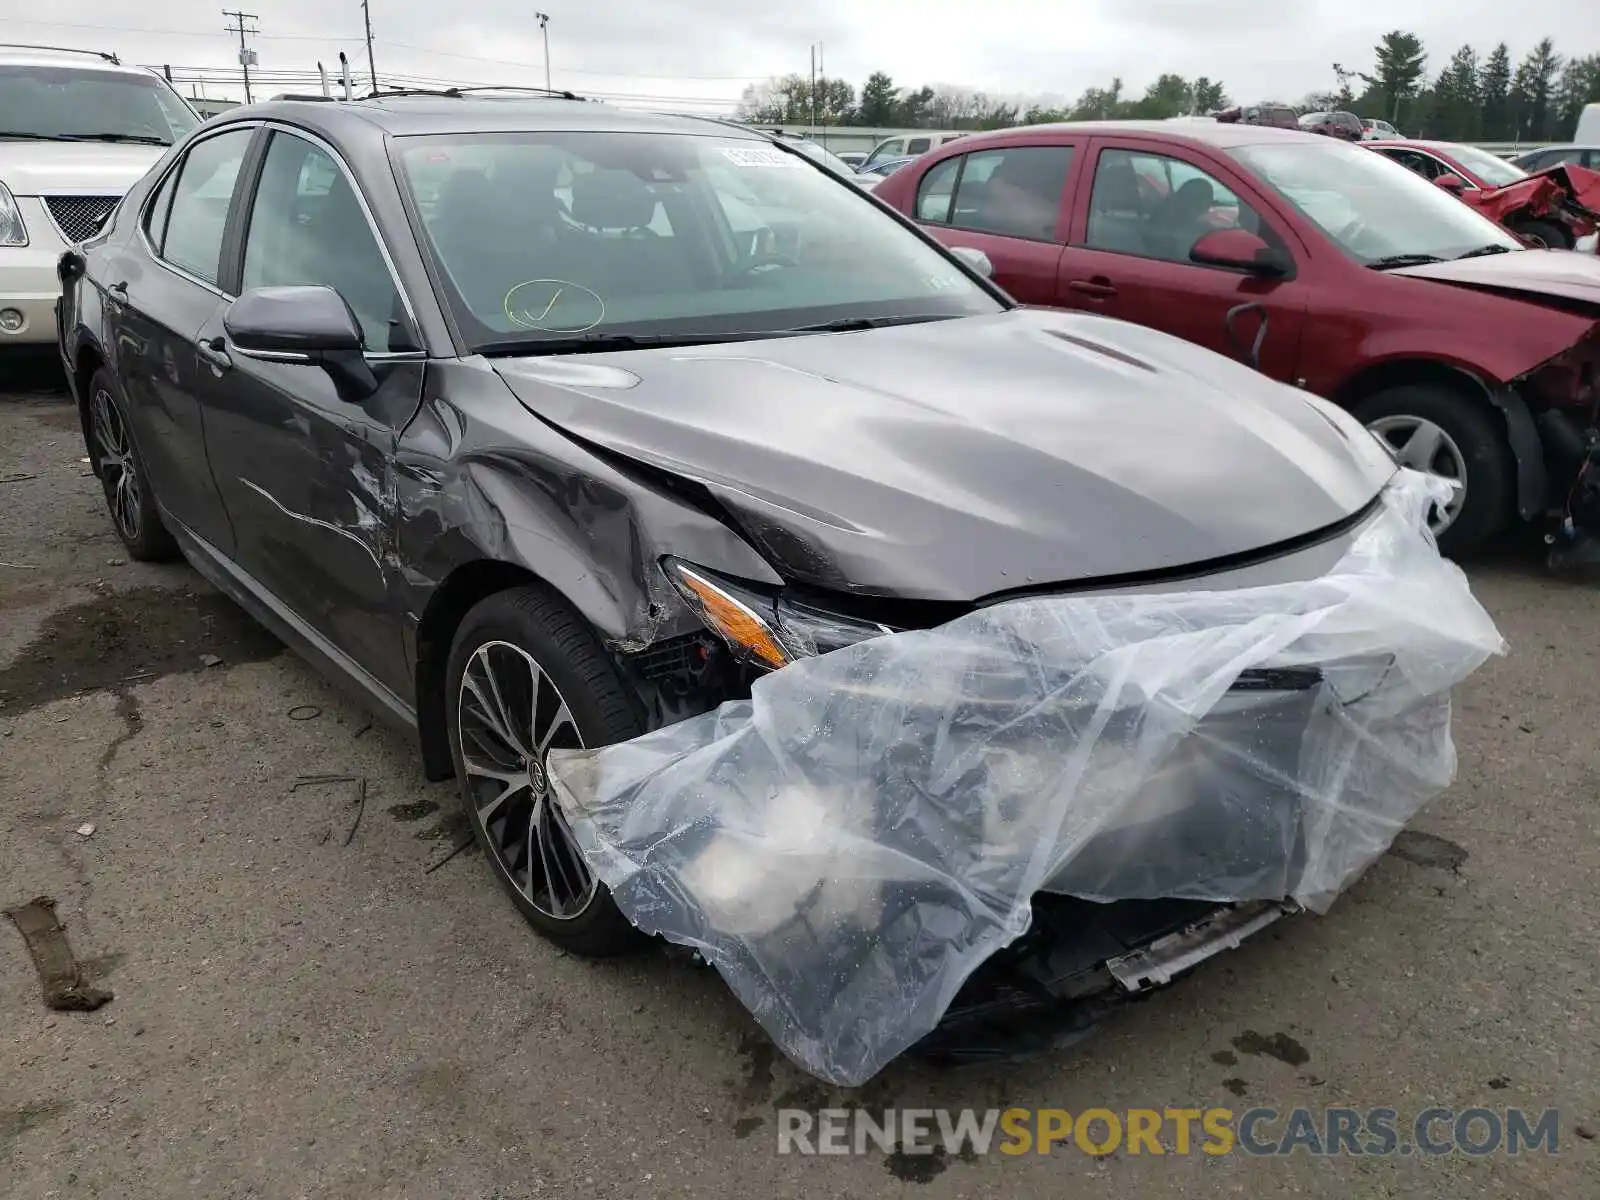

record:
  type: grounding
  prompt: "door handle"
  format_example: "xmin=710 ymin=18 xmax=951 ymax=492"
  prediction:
xmin=196 ymin=337 xmax=232 ymax=371
xmin=1066 ymin=278 xmax=1117 ymax=298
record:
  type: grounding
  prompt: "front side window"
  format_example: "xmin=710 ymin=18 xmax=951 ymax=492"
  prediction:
xmin=394 ymin=131 xmax=1001 ymax=350
xmin=1085 ymin=149 xmax=1268 ymax=264
xmin=1231 ymin=139 xmax=1522 ymax=265
xmin=934 ymin=146 xmax=1072 ymax=241
xmin=0 ymin=65 xmax=199 ymax=144
xmin=160 ymin=128 xmax=253 ymax=285
xmin=241 ymin=131 xmax=410 ymax=352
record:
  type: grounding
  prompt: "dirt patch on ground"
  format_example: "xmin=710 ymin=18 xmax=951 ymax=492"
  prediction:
xmin=0 ymin=584 xmax=283 ymax=717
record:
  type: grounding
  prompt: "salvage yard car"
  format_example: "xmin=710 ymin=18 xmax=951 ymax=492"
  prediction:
xmin=0 ymin=43 xmax=199 ymax=355
xmin=871 ymin=120 xmax=1600 ymax=560
xmin=1367 ymin=137 xmax=1600 ymax=251
xmin=57 ymin=93 xmax=1498 ymax=1071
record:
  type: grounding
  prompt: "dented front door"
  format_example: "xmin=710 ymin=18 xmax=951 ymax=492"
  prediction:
xmin=197 ymin=331 xmax=421 ymax=699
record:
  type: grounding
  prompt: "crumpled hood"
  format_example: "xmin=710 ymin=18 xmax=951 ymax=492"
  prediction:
xmin=495 ymin=309 xmax=1396 ymax=600
xmin=0 ymin=142 xmax=165 ymax=195
xmin=1389 ymin=246 xmax=1600 ymax=306
xmin=1468 ymin=164 xmax=1600 ymax=235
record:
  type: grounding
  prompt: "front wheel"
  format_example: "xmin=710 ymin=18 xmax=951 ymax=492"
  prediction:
xmin=1510 ymin=218 xmax=1573 ymax=250
xmin=1353 ymin=384 xmax=1513 ymax=558
xmin=445 ymin=585 xmax=647 ymax=957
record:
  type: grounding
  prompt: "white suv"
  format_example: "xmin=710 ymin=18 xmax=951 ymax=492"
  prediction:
xmin=0 ymin=45 xmax=200 ymax=349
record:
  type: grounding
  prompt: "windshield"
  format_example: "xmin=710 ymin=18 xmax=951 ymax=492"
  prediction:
xmin=395 ymin=131 xmax=1001 ymax=350
xmin=1230 ymin=139 xmax=1522 ymax=264
xmin=1444 ymin=144 xmax=1528 ymax=187
xmin=0 ymin=65 xmax=199 ymax=144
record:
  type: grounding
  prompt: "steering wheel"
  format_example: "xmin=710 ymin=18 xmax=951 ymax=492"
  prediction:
xmin=727 ymin=252 xmax=800 ymax=281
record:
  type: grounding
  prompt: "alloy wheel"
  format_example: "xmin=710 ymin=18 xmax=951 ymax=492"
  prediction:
xmin=91 ymin=387 xmax=141 ymax=542
xmin=1367 ymin=414 xmax=1468 ymax=536
xmin=456 ymin=640 xmax=596 ymax=920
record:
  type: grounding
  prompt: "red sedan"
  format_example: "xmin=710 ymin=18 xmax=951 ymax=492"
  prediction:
xmin=1366 ymin=138 xmax=1600 ymax=251
xmin=872 ymin=121 xmax=1600 ymax=557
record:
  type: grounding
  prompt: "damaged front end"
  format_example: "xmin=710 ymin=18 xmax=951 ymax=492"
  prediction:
xmin=1475 ymin=164 xmax=1600 ymax=246
xmin=547 ymin=471 xmax=1505 ymax=1086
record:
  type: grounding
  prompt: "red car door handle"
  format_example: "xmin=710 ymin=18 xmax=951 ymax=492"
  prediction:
xmin=1067 ymin=278 xmax=1117 ymax=298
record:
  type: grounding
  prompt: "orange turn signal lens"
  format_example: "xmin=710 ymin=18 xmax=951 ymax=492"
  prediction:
xmin=668 ymin=564 xmax=792 ymax=670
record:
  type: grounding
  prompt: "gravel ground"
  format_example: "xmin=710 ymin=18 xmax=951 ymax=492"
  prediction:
xmin=2 ymin=378 xmax=1597 ymax=1199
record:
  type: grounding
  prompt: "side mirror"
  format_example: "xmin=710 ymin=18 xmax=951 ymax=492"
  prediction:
xmin=949 ymin=245 xmax=994 ymax=279
xmin=223 ymin=284 xmax=376 ymax=400
xmin=224 ymin=285 xmax=364 ymax=359
xmin=1189 ymin=228 xmax=1287 ymax=276
xmin=1433 ymin=174 xmax=1466 ymax=195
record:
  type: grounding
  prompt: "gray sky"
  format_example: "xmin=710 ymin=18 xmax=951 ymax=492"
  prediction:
xmin=12 ymin=0 xmax=1600 ymax=113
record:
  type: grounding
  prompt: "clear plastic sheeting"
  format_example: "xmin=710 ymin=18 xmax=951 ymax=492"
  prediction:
xmin=548 ymin=470 xmax=1505 ymax=1086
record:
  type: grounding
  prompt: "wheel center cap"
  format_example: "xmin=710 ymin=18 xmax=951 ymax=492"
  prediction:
xmin=527 ymin=757 xmax=547 ymax=792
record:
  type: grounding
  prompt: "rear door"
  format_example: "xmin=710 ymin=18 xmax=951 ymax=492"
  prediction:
xmin=1056 ymin=138 xmax=1311 ymax=380
xmin=108 ymin=123 xmax=258 ymax=554
xmin=908 ymin=140 xmax=1079 ymax=305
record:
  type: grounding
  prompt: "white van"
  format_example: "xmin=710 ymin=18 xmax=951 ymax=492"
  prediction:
xmin=0 ymin=45 xmax=200 ymax=349
xmin=858 ymin=131 xmax=967 ymax=171
xmin=1576 ymin=103 xmax=1600 ymax=143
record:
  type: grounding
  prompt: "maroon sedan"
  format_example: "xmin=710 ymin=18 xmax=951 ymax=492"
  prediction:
xmin=872 ymin=120 xmax=1600 ymax=556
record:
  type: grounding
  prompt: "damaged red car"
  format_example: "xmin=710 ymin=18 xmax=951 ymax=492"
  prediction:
xmin=872 ymin=121 xmax=1600 ymax=561
xmin=1368 ymin=138 xmax=1600 ymax=252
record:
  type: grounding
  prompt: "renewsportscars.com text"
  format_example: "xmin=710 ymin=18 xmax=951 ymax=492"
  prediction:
xmin=776 ymin=1106 xmax=1563 ymax=1158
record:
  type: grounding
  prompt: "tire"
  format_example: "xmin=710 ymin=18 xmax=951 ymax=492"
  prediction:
xmin=1352 ymin=384 xmax=1513 ymax=558
xmin=444 ymin=585 xmax=648 ymax=957
xmin=1511 ymin=218 xmax=1573 ymax=250
xmin=85 ymin=367 xmax=180 ymax=562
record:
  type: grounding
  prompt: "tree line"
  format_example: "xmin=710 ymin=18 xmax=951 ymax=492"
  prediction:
xmin=737 ymin=32 xmax=1600 ymax=144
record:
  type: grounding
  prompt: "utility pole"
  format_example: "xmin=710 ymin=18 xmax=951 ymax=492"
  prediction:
xmin=809 ymin=44 xmax=816 ymax=130
xmin=360 ymin=0 xmax=378 ymax=91
xmin=222 ymin=10 xmax=259 ymax=104
xmin=534 ymin=12 xmax=551 ymax=91
xmin=817 ymin=42 xmax=825 ymax=135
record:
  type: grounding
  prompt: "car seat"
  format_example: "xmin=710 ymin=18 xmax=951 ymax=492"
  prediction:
xmin=1087 ymin=161 xmax=1148 ymax=255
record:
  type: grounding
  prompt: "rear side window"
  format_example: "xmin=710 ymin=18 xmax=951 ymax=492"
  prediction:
xmin=906 ymin=137 xmax=931 ymax=155
xmin=915 ymin=156 xmax=961 ymax=221
xmin=159 ymin=128 xmax=253 ymax=286
xmin=143 ymin=163 xmax=180 ymax=252
xmin=920 ymin=146 xmax=1072 ymax=241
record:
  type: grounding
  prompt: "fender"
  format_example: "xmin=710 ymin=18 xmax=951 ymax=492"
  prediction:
xmin=1483 ymin=382 xmax=1548 ymax=520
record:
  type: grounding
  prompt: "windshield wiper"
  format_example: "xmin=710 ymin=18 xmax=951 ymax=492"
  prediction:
xmin=477 ymin=331 xmax=781 ymax=357
xmin=786 ymin=315 xmax=952 ymax=333
xmin=0 ymin=132 xmax=76 ymax=141
xmin=1366 ymin=253 xmax=1448 ymax=270
xmin=57 ymin=133 xmax=171 ymax=145
xmin=1455 ymin=243 xmax=1514 ymax=259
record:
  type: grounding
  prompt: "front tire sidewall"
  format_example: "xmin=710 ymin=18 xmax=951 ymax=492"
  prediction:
xmin=444 ymin=587 xmax=646 ymax=957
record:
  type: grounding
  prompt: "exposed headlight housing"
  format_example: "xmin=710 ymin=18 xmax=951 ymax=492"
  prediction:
xmin=662 ymin=558 xmax=892 ymax=669
xmin=0 ymin=183 xmax=28 ymax=247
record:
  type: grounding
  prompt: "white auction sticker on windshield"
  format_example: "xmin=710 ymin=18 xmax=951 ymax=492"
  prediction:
xmin=720 ymin=146 xmax=804 ymax=168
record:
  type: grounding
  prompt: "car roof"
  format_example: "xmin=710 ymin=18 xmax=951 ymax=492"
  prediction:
xmin=207 ymin=94 xmax=772 ymax=142
xmin=0 ymin=47 xmax=146 ymax=75
xmin=926 ymin=119 xmax=1330 ymax=151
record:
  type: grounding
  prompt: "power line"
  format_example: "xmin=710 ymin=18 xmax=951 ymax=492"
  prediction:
xmin=7 ymin=16 xmax=353 ymax=42
xmin=372 ymin=39 xmax=768 ymax=80
xmin=221 ymin=10 xmax=259 ymax=104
